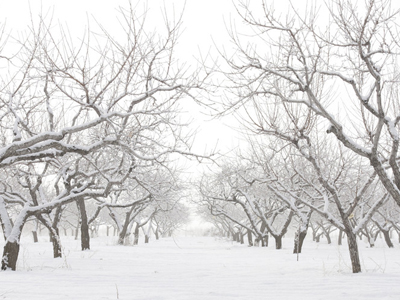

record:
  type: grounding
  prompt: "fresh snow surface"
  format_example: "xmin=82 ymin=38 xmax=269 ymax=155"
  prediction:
xmin=1 ymin=234 xmax=400 ymax=300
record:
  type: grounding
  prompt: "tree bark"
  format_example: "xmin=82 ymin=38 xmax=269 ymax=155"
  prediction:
xmin=382 ymin=229 xmax=394 ymax=248
xmin=1 ymin=241 xmax=20 ymax=271
xmin=77 ymin=199 xmax=90 ymax=250
xmin=338 ymin=229 xmax=343 ymax=245
xmin=32 ymin=219 xmax=39 ymax=243
xmin=293 ymin=231 xmax=307 ymax=254
xmin=274 ymin=235 xmax=282 ymax=250
xmin=32 ymin=231 xmax=38 ymax=243
xmin=325 ymin=231 xmax=332 ymax=244
xmin=133 ymin=224 xmax=139 ymax=245
xmin=316 ymin=234 xmax=321 ymax=243
xmin=117 ymin=213 xmax=131 ymax=245
xmin=346 ymin=230 xmax=361 ymax=273
xmin=51 ymin=228 xmax=62 ymax=258
xmin=247 ymin=229 xmax=253 ymax=246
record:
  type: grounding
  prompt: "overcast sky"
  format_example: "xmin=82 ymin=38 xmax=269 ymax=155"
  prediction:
xmin=0 ymin=0 xmax=354 ymax=175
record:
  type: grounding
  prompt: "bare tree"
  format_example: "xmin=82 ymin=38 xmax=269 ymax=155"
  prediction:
xmin=220 ymin=0 xmax=400 ymax=211
xmin=0 ymin=5 xmax=206 ymax=270
xmin=214 ymin=0 xmax=399 ymax=273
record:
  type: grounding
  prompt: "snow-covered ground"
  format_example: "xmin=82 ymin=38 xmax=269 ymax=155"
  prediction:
xmin=1 ymin=233 xmax=400 ymax=300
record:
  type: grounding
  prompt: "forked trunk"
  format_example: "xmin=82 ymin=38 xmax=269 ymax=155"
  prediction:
xmin=316 ymin=234 xmax=321 ymax=243
xmin=382 ymin=230 xmax=394 ymax=248
xmin=324 ymin=231 xmax=332 ymax=244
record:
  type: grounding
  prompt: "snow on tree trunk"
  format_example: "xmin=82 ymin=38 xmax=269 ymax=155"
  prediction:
xmin=51 ymin=228 xmax=62 ymax=258
xmin=1 ymin=241 xmax=19 ymax=271
xmin=293 ymin=231 xmax=307 ymax=254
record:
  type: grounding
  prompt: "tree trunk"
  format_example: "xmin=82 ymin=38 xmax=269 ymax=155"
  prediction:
xmin=293 ymin=230 xmax=307 ymax=254
xmin=382 ymin=229 xmax=394 ymax=248
xmin=346 ymin=230 xmax=361 ymax=273
xmin=77 ymin=199 xmax=90 ymax=250
xmin=118 ymin=211 xmax=133 ymax=245
xmin=325 ymin=231 xmax=332 ymax=244
xmin=274 ymin=235 xmax=282 ymax=250
xmin=316 ymin=234 xmax=321 ymax=243
xmin=1 ymin=241 xmax=20 ymax=271
xmin=338 ymin=229 xmax=343 ymax=245
xmin=240 ymin=232 xmax=244 ymax=244
xmin=32 ymin=219 xmax=39 ymax=243
xmin=51 ymin=228 xmax=62 ymax=258
xmin=265 ymin=234 xmax=269 ymax=247
xmin=247 ymin=229 xmax=253 ymax=247
xmin=145 ymin=235 xmax=149 ymax=243
xmin=32 ymin=231 xmax=38 ymax=243
xmin=133 ymin=224 xmax=139 ymax=245
xmin=74 ymin=223 xmax=79 ymax=240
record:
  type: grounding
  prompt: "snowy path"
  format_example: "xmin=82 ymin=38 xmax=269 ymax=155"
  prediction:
xmin=1 ymin=236 xmax=400 ymax=299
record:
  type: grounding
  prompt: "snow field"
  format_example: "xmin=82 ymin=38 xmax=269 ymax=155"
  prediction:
xmin=1 ymin=234 xmax=400 ymax=299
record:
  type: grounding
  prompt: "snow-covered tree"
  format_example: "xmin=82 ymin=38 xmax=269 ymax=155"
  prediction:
xmin=0 ymin=5 xmax=205 ymax=270
xmin=214 ymin=0 xmax=398 ymax=274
